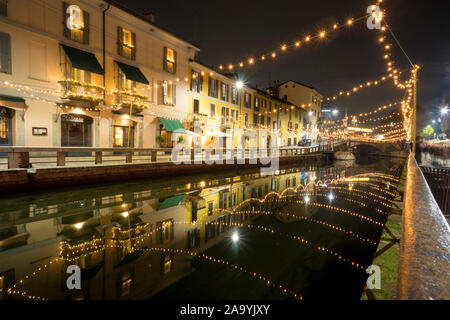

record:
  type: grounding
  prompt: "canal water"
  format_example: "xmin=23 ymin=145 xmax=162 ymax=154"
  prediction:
xmin=0 ymin=157 xmax=404 ymax=300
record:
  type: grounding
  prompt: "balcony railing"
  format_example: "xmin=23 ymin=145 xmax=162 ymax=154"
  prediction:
xmin=116 ymin=90 xmax=149 ymax=111
xmin=58 ymin=80 xmax=104 ymax=107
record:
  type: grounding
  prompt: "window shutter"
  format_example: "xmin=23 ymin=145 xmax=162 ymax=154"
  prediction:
xmin=208 ymin=78 xmax=211 ymax=96
xmin=0 ymin=32 xmax=11 ymax=74
xmin=62 ymin=2 xmax=70 ymax=39
xmin=131 ymin=32 xmax=136 ymax=60
xmin=0 ymin=0 xmax=7 ymax=16
xmin=117 ymin=26 xmax=123 ymax=56
xmin=199 ymin=74 xmax=203 ymax=92
xmin=170 ymin=220 xmax=174 ymax=240
xmin=173 ymin=50 xmax=177 ymax=74
xmin=173 ymin=84 xmax=176 ymax=105
xmin=163 ymin=80 xmax=167 ymax=105
xmin=163 ymin=46 xmax=167 ymax=72
xmin=82 ymin=10 xmax=90 ymax=44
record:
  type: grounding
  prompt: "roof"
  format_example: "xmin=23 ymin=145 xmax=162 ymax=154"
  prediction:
xmin=103 ymin=0 xmax=200 ymax=50
xmin=277 ymin=80 xmax=316 ymax=91
xmin=189 ymin=60 xmax=306 ymax=110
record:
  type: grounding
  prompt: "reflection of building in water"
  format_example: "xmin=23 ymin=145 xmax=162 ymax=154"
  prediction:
xmin=0 ymin=166 xmax=344 ymax=299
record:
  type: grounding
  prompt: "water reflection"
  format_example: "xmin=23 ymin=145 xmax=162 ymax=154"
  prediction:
xmin=0 ymin=159 xmax=404 ymax=300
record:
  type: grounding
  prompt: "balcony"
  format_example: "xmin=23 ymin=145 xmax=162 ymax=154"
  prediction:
xmin=58 ymin=80 xmax=104 ymax=107
xmin=115 ymin=90 xmax=149 ymax=113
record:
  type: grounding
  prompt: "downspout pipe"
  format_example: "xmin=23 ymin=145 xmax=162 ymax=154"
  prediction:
xmin=102 ymin=2 xmax=111 ymax=101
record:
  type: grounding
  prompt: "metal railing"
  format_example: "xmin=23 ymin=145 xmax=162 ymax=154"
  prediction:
xmin=398 ymin=154 xmax=450 ymax=299
xmin=420 ymin=166 xmax=450 ymax=217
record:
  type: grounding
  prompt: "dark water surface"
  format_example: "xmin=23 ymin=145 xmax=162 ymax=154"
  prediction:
xmin=0 ymin=157 xmax=404 ymax=300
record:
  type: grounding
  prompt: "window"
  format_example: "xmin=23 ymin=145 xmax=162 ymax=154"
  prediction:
xmin=287 ymin=138 xmax=291 ymax=146
xmin=253 ymin=114 xmax=259 ymax=125
xmin=273 ymin=121 xmax=277 ymax=129
xmin=262 ymin=99 xmax=267 ymax=108
xmin=193 ymin=99 xmax=199 ymax=114
xmin=295 ymin=123 xmax=299 ymax=130
xmin=0 ymin=0 xmax=7 ymax=16
xmin=159 ymin=219 xmax=174 ymax=243
xmin=294 ymin=138 xmax=297 ymax=145
xmin=163 ymin=47 xmax=176 ymax=73
xmin=118 ymin=68 xmax=134 ymax=91
xmin=210 ymin=103 xmax=216 ymax=117
xmin=161 ymin=252 xmax=174 ymax=275
xmin=244 ymin=93 xmax=251 ymax=108
xmin=0 ymin=32 xmax=11 ymax=73
xmin=289 ymin=110 xmax=292 ymax=120
xmin=191 ymin=70 xmax=202 ymax=93
xmin=231 ymin=87 xmax=238 ymax=104
xmin=163 ymin=80 xmax=176 ymax=105
xmin=207 ymin=201 xmax=214 ymax=216
xmin=63 ymin=2 xmax=89 ymax=44
xmin=260 ymin=115 xmax=265 ymax=125
xmin=269 ymin=101 xmax=272 ymax=111
xmin=208 ymin=77 xmax=218 ymax=98
xmin=117 ymin=27 xmax=136 ymax=60
xmin=254 ymin=96 xmax=260 ymax=112
xmin=220 ymin=82 xmax=229 ymax=101
xmin=267 ymin=117 xmax=271 ymax=127
xmin=231 ymin=109 xmax=238 ymax=122
xmin=244 ymin=113 xmax=249 ymax=126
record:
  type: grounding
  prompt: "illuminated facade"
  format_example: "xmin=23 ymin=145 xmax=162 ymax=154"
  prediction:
xmin=0 ymin=0 xmax=199 ymax=151
xmin=187 ymin=61 xmax=307 ymax=148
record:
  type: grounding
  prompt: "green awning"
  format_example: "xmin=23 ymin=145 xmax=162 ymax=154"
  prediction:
xmin=115 ymin=61 xmax=149 ymax=84
xmin=61 ymin=44 xmax=104 ymax=75
xmin=0 ymin=95 xmax=25 ymax=103
xmin=158 ymin=194 xmax=186 ymax=210
xmin=159 ymin=118 xmax=186 ymax=133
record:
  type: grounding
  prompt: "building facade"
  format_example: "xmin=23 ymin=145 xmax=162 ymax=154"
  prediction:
xmin=275 ymin=80 xmax=323 ymax=142
xmin=0 ymin=0 xmax=199 ymax=151
xmin=187 ymin=61 xmax=307 ymax=149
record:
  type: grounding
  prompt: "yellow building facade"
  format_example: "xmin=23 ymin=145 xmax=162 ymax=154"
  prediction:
xmin=187 ymin=61 xmax=307 ymax=149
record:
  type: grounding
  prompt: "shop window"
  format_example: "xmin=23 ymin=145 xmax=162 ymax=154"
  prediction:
xmin=61 ymin=114 xmax=92 ymax=147
xmin=163 ymin=47 xmax=176 ymax=74
xmin=0 ymin=106 xmax=12 ymax=145
xmin=113 ymin=122 xmax=135 ymax=148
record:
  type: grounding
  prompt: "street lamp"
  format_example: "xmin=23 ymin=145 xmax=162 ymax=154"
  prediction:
xmin=332 ymin=109 xmax=338 ymax=115
xmin=236 ymin=80 xmax=244 ymax=90
xmin=441 ymin=106 xmax=448 ymax=115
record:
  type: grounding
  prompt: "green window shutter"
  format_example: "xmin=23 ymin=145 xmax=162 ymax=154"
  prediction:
xmin=163 ymin=46 xmax=167 ymax=72
xmin=82 ymin=10 xmax=89 ymax=44
xmin=117 ymin=26 xmax=123 ymax=56
xmin=0 ymin=32 xmax=11 ymax=73
xmin=62 ymin=2 xmax=70 ymax=39
xmin=131 ymin=32 xmax=136 ymax=60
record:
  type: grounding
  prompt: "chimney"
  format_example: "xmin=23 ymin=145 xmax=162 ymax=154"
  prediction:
xmin=143 ymin=12 xmax=155 ymax=23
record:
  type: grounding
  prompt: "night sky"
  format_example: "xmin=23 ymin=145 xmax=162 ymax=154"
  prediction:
xmin=116 ymin=0 xmax=449 ymax=129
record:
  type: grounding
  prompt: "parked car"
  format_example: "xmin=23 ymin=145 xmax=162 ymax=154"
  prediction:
xmin=298 ymin=139 xmax=311 ymax=147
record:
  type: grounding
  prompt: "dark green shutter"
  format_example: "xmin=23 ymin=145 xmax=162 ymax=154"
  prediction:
xmin=131 ymin=32 xmax=136 ymax=60
xmin=173 ymin=50 xmax=177 ymax=74
xmin=62 ymin=2 xmax=70 ymax=39
xmin=117 ymin=26 xmax=123 ymax=56
xmin=0 ymin=32 xmax=11 ymax=73
xmin=82 ymin=10 xmax=89 ymax=44
xmin=0 ymin=0 xmax=7 ymax=16
xmin=163 ymin=46 xmax=167 ymax=72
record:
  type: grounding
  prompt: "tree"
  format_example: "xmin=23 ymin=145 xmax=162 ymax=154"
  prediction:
xmin=421 ymin=125 xmax=434 ymax=138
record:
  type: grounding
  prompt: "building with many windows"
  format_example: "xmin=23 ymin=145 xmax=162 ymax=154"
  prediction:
xmin=271 ymin=80 xmax=323 ymax=142
xmin=0 ymin=0 xmax=199 ymax=151
xmin=187 ymin=61 xmax=307 ymax=149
